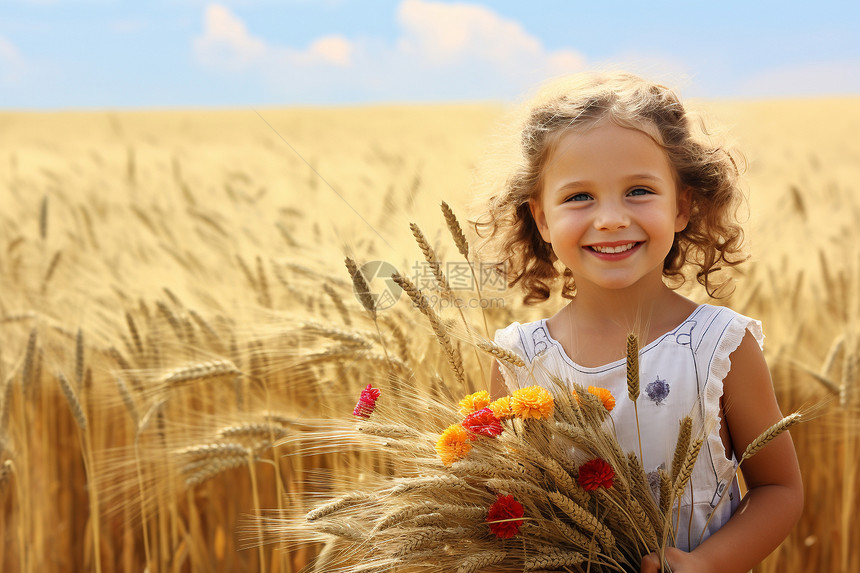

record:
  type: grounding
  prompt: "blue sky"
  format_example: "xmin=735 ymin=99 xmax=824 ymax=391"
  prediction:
xmin=1 ymin=0 xmax=859 ymax=109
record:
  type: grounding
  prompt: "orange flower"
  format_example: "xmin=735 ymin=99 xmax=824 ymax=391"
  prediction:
xmin=510 ymin=386 xmax=554 ymax=420
xmin=587 ymin=386 xmax=615 ymax=412
xmin=435 ymin=424 xmax=472 ymax=466
xmin=488 ymin=396 xmax=514 ymax=420
xmin=572 ymin=386 xmax=616 ymax=413
xmin=458 ymin=390 xmax=490 ymax=416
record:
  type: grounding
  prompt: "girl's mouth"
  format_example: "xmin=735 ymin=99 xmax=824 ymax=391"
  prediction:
xmin=584 ymin=241 xmax=643 ymax=260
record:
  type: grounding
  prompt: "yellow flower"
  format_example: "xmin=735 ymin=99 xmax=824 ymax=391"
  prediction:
xmin=587 ymin=386 xmax=616 ymax=412
xmin=435 ymin=424 xmax=472 ymax=466
xmin=511 ymin=386 xmax=554 ymax=420
xmin=489 ymin=396 xmax=514 ymax=420
xmin=458 ymin=390 xmax=490 ymax=416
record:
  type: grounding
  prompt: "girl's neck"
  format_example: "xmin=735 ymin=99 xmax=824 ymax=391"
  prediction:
xmin=546 ymin=276 xmax=698 ymax=368
xmin=558 ymin=275 xmax=689 ymax=339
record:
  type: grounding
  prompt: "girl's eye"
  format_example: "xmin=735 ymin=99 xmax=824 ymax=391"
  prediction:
xmin=628 ymin=187 xmax=653 ymax=197
xmin=566 ymin=193 xmax=592 ymax=202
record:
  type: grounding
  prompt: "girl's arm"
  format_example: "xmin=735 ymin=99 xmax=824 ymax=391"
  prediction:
xmin=642 ymin=331 xmax=803 ymax=573
xmin=489 ymin=359 xmax=506 ymax=399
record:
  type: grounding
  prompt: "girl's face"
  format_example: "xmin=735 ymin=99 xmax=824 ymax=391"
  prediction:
xmin=529 ymin=120 xmax=690 ymax=293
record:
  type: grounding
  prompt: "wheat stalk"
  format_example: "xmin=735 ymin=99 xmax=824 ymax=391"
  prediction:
xmin=41 ymin=250 xmax=62 ymax=293
xmin=256 ymin=255 xmax=272 ymax=308
xmin=672 ymin=437 xmax=704 ymax=500
xmin=671 ymin=416 xmax=693 ymax=480
xmin=410 ymin=222 xmax=452 ymax=297
xmin=322 ymin=282 xmax=352 ymax=327
xmin=345 ymin=256 xmax=376 ymax=320
xmin=456 ymin=550 xmax=506 ymax=573
xmin=125 ymin=312 xmax=144 ymax=355
xmin=546 ymin=490 xmax=616 ymax=553
xmin=161 ymin=359 xmax=240 ymax=389
xmin=476 ymin=339 xmax=525 ymax=368
xmin=741 ymin=413 xmax=802 ymax=461
xmin=57 ymin=372 xmax=87 ymax=430
xmin=307 ymin=491 xmax=373 ymax=521
xmin=21 ymin=328 xmax=37 ymax=393
xmin=441 ymin=201 xmax=469 ymax=259
xmin=523 ymin=548 xmax=584 ymax=571
xmin=388 ymin=474 xmax=473 ymax=495
xmin=627 ymin=333 xmax=643 ymax=462
xmin=74 ymin=328 xmax=85 ymax=388
xmin=440 ymin=201 xmax=492 ymax=338
xmin=391 ymin=273 xmax=466 ymax=386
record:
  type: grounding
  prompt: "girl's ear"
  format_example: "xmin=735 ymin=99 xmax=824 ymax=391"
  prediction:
xmin=529 ymin=197 xmax=551 ymax=243
xmin=674 ymin=187 xmax=692 ymax=232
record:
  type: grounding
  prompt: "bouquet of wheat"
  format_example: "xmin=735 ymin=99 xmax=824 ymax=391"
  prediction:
xmin=263 ymin=320 xmax=799 ymax=573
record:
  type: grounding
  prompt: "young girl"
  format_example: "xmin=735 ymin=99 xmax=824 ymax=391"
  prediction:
xmin=481 ymin=72 xmax=803 ymax=572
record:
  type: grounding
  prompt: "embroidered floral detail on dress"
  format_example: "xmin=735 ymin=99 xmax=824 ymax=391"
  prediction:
xmin=645 ymin=377 xmax=670 ymax=405
xmin=532 ymin=328 xmax=549 ymax=356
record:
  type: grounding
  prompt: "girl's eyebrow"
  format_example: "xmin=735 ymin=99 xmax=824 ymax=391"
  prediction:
xmin=551 ymin=173 xmax=667 ymax=194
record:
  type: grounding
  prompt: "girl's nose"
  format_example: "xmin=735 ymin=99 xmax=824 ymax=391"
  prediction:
xmin=594 ymin=201 xmax=630 ymax=230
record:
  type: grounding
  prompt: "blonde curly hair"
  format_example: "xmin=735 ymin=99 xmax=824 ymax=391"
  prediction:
xmin=475 ymin=71 xmax=747 ymax=304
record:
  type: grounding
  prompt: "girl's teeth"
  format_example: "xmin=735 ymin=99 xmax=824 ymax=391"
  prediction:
xmin=592 ymin=242 xmax=636 ymax=254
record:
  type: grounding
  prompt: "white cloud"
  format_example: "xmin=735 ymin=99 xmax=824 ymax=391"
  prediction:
xmin=192 ymin=0 xmax=586 ymax=100
xmin=194 ymin=4 xmax=353 ymax=71
xmin=193 ymin=4 xmax=267 ymax=70
xmin=0 ymin=34 xmax=25 ymax=83
xmin=396 ymin=0 xmax=583 ymax=77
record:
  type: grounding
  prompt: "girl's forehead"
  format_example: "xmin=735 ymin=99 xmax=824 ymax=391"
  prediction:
xmin=553 ymin=117 xmax=664 ymax=148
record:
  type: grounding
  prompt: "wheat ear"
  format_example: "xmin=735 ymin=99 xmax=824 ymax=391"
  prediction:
xmin=391 ymin=273 xmax=466 ymax=386
xmin=742 ymin=413 xmax=802 ymax=461
xmin=410 ymin=222 xmax=452 ymax=297
xmin=440 ymin=200 xmax=492 ymax=338
xmin=671 ymin=416 xmax=693 ymax=480
xmin=626 ymin=333 xmax=643 ymax=461
xmin=441 ymin=201 xmax=469 ymax=259
xmin=456 ymin=550 xmax=506 ymax=573
xmin=344 ymin=256 xmax=376 ymax=320
xmin=57 ymin=372 xmax=87 ymax=430
xmin=524 ymin=549 xmax=585 ymax=571
xmin=476 ymin=339 xmax=525 ymax=368
xmin=672 ymin=437 xmax=704 ymax=500
xmin=306 ymin=491 xmax=372 ymax=521
xmin=411 ymin=221 xmax=488 ymax=382
xmin=21 ymin=328 xmax=37 ymax=393
xmin=697 ymin=412 xmax=804 ymax=547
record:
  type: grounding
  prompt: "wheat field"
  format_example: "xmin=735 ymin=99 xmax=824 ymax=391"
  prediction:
xmin=0 ymin=98 xmax=858 ymax=572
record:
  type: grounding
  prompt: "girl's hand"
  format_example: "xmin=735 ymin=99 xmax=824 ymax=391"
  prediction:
xmin=640 ymin=548 xmax=712 ymax=573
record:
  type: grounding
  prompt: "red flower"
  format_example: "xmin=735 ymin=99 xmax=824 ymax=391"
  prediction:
xmin=577 ymin=458 xmax=615 ymax=491
xmin=461 ymin=408 xmax=503 ymax=438
xmin=352 ymin=384 xmax=381 ymax=419
xmin=486 ymin=494 xmax=524 ymax=539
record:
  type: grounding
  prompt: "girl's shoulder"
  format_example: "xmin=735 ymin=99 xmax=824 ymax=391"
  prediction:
xmin=686 ymin=303 xmax=764 ymax=355
xmin=493 ymin=319 xmax=545 ymax=360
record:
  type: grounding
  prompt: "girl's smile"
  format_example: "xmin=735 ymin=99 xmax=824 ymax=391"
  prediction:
xmin=529 ymin=120 xmax=690 ymax=292
xmin=585 ymin=240 xmax=643 ymax=260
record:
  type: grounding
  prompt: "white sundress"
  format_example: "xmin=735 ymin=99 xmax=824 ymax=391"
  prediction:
xmin=494 ymin=303 xmax=764 ymax=551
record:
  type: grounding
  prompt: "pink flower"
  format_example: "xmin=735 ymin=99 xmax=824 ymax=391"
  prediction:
xmin=352 ymin=384 xmax=381 ymax=419
xmin=461 ymin=408 xmax=503 ymax=438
